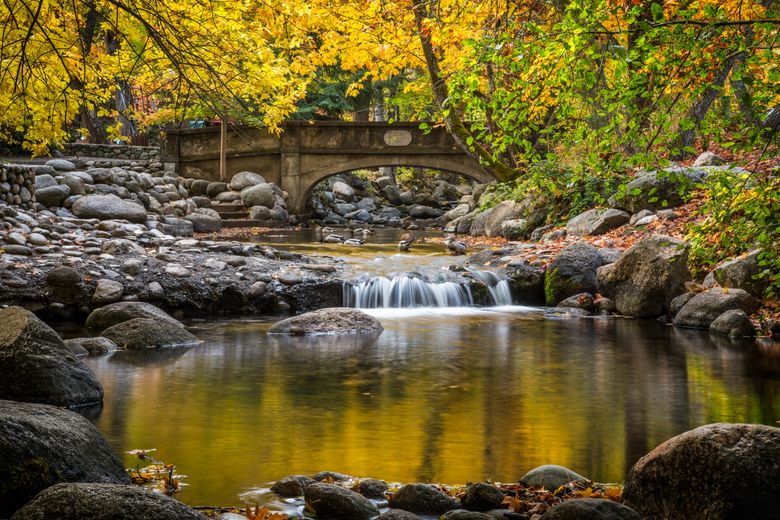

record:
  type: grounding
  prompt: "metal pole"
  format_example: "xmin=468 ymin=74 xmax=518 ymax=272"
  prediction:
xmin=219 ymin=120 xmax=227 ymax=181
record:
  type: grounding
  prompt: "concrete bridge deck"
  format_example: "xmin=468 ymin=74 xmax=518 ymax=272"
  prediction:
xmin=160 ymin=121 xmax=494 ymax=213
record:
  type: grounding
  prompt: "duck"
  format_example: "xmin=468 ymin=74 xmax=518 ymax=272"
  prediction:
xmin=398 ymin=240 xmax=412 ymax=252
xmin=343 ymin=238 xmax=364 ymax=246
xmin=323 ymin=234 xmax=345 ymax=243
xmin=444 ymin=236 xmax=467 ymax=255
xmin=315 ymin=225 xmax=338 ymax=242
xmin=399 ymin=232 xmax=417 ymax=244
xmin=352 ymin=227 xmax=375 ymax=240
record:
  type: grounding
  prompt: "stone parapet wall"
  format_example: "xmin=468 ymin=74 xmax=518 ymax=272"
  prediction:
xmin=0 ymin=164 xmax=35 ymax=209
xmin=63 ymin=143 xmax=159 ymax=161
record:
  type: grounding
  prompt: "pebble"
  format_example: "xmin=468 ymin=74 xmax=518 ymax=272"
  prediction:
xmin=164 ymin=263 xmax=191 ymax=277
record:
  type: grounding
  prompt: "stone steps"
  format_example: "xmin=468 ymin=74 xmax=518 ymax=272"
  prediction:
xmin=212 ymin=203 xmax=254 ymax=227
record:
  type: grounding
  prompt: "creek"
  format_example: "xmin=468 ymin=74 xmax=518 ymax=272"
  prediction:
xmin=78 ymin=228 xmax=780 ymax=508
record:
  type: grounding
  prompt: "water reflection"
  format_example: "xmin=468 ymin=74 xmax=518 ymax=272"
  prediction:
xmin=84 ymin=314 xmax=780 ymax=507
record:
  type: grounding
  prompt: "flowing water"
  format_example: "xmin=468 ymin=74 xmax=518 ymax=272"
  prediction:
xmin=79 ymin=228 xmax=780 ymax=508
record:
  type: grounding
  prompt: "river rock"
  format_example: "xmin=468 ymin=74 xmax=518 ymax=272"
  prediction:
xmin=377 ymin=510 xmax=422 ymax=520
xmin=35 ymin=184 xmax=70 ymax=207
xmin=332 ymin=181 xmax=355 ymax=202
xmin=539 ymin=499 xmax=640 ymax=519
xmin=45 ymin=158 xmax=76 ymax=171
xmin=409 ymin=205 xmax=443 ymax=219
xmin=45 ymin=265 xmax=84 ymax=304
xmin=184 ymin=212 xmax=222 ymax=233
xmin=101 ymin=317 xmax=199 ymax=350
xmin=623 ymin=423 xmax=780 ymax=519
xmin=268 ymin=308 xmax=383 ymax=335
xmin=557 ymin=293 xmax=595 ymax=312
xmin=92 ymin=279 xmax=124 ymax=304
xmin=313 ymin=471 xmax=352 ymax=482
xmin=358 ymin=478 xmax=388 ymax=499
xmin=85 ymin=301 xmax=181 ymax=330
xmin=483 ymin=201 xmax=521 ymax=237
xmin=709 ymin=309 xmax=755 ymax=337
xmin=35 ymin=173 xmax=59 ymax=189
xmin=545 ymin=242 xmax=603 ymax=306
xmin=72 ymin=194 xmax=147 ymax=223
xmin=566 ymin=208 xmax=630 ymax=236
xmin=271 ymin=475 xmax=316 ymax=497
xmin=443 ymin=511 xmax=494 ymax=520
xmin=63 ymin=337 xmax=119 ymax=356
xmin=229 ymin=171 xmax=266 ymax=191
xmin=10 ymin=482 xmax=205 ymax=520
xmin=304 ymin=483 xmax=379 ymax=520
xmin=390 ymin=484 xmax=460 ymax=515
xmin=596 ymin=235 xmax=691 ymax=317
xmin=0 ymin=307 xmax=103 ymax=407
xmin=102 ymin=238 xmax=146 ymax=256
xmin=672 ymin=288 xmax=760 ymax=329
xmin=712 ymin=249 xmax=765 ymax=297
xmin=241 ymin=183 xmax=275 ymax=209
xmin=0 ymin=401 xmax=130 ymax=517
xmin=461 ymin=483 xmax=505 ymax=511
xmin=520 ymin=465 xmax=587 ymax=490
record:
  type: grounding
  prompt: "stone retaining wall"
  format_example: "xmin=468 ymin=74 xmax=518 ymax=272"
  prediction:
xmin=0 ymin=164 xmax=35 ymax=209
xmin=63 ymin=143 xmax=159 ymax=161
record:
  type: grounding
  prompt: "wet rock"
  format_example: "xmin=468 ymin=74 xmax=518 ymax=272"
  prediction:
xmin=271 ymin=475 xmax=316 ymax=497
xmin=520 ymin=465 xmax=587 ymax=490
xmin=63 ymin=337 xmax=118 ymax=356
xmin=566 ymin=208 xmax=630 ymax=236
xmin=358 ymin=478 xmax=388 ymax=499
xmin=673 ymin=288 xmax=760 ymax=329
xmin=389 ymin=484 xmax=460 ymax=515
xmin=268 ymin=308 xmax=383 ymax=335
xmin=92 ymin=279 xmax=124 ymax=304
xmin=248 ymin=281 xmax=267 ymax=298
xmin=710 ymin=309 xmax=755 ymax=337
xmin=279 ymin=274 xmax=303 ymax=285
xmin=556 ymin=293 xmax=595 ymax=312
xmin=0 ymin=307 xmax=103 ymax=407
xmin=461 ymin=483 xmax=505 ymax=512
xmin=539 ymin=499 xmax=640 ymax=519
xmin=508 ymin=264 xmax=545 ymax=305
xmin=45 ymin=265 xmax=84 ymax=304
xmin=101 ymin=317 xmax=200 ymax=350
xmin=623 ymin=423 xmax=780 ymax=519
xmin=712 ymin=249 xmax=765 ymax=297
xmin=241 ymin=183 xmax=276 ymax=209
xmin=313 ymin=471 xmax=352 ymax=482
xmin=85 ymin=301 xmax=181 ymax=330
xmin=229 ymin=171 xmax=266 ymax=191
xmin=10 ymin=482 xmax=206 ymax=520
xmin=443 ymin=511 xmax=494 ymax=520
xmin=72 ymin=194 xmax=147 ymax=223
xmin=545 ymin=242 xmax=603 ymax=306
xmin=408 ymin=205 xmax=443 ymax=219
xmin=64 ymin=339 xmax=89 ymax=357
xmin=376 ymin=510 xmax=422 ymax=520
xmin=304 ymin=482 xmax=379 ymax=520
xmin=0 ymin=401 xmax=130 ymax=517
xmin=596 ymin=235 xmax=691 ymax=318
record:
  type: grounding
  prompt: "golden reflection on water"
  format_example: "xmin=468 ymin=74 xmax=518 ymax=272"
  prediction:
xmin=86 ymin=314 xmax=780 ymax=507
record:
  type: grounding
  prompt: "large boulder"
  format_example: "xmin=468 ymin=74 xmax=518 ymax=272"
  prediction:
xmin=10 ymin=483 xmax=205 ymax=520
xmin=409 ymin=205 xmax=444 ymax=219
xmin=240 ymin=183 xmax=275 ymax=208
xmin=566 ymin=208 xmax=630 ymax=236
xmin=712 ymin=249 xmax=765 ymax=297
xmin=85 ymin=302 xmax=181 ymax=331
xmin=596 ymin=235 xmax=691 ymax=317
xmin=673 ymin=288 xmax=760 ymax=329
xmin=544 ymin=242 xmax=604 ymax=305
xmin=35 ymin=184 xmax=70 ymax=207
xmin=228 ymin=171 xmax=266 ymax=191
xmin=609 ymin=167 xmax=705 ymax=213
xmin=483 ymin=201 xmax=521 ymax=237
xmin=539 ymin=499 xmax=640 ymax=519
xmin=304 ymin=483 xmax=379 ymax=520
xmin=101 ymin=318 xmax=200 ymax=350
xmin=460 ymin=483 xmax=505 ymax=512
xmin=0 ymin=400 xmax=130 ymax=517
xmin=184 ymin=212 xmax=222 ymax=233
xmin=268 ymin=308 xmax=383 ymax=335
xmin=45 ymin=265 xmax=85 ymax=304
xmin=520 ymin=465 xmax=587 ymax=490
xmin=623 ymin=423 xmax=780 ymax=519
xmin=709 ymin=309 xmax=756 ymax=337
xmin=0 ymin=307 xmax=103 ymax=407
xmin=389 ymin=484 xmax=460 ymax=515
xmin=72 ymin=194 xmax=147 ymax=223
xmin=332 ymin=181 xmax=355 ymax=202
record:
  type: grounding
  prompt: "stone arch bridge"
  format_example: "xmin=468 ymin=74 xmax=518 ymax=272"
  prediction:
xmin=160 ymin=121 xmax=495 ymax=214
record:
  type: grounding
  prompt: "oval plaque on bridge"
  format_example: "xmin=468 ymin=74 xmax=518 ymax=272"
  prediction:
xmin=383 ymin=130 xmax=413 ymax=147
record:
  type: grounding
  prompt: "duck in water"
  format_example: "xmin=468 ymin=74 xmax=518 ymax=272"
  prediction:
xmin=323 ymin=234 xmax=345 ymax=243
xmin=343 ymin=238 xmax=364 ymax=246
xmin=316 ymin=225 xmax=340 ymax=242
xmin=398 ymin=239 xmax=412 ymax=252
xmin=352 ymin=227 xmax=375 ymax=240
xmin=444 ymin=236 xmax=467 ymax=255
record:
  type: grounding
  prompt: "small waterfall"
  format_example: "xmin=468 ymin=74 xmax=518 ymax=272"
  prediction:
xmin=344 ymin=270 xmax=514 ymax=309
xmin=466 ymin=269 xmax=514 ymax=306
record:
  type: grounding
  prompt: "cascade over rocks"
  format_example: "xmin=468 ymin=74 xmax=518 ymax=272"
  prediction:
xmin=0 ymin=307 xmax=103 ymax=407
xmin=268 ymin=307 xmax=383 ymax=335
xmin=304 ymin=483 xmax=379 ymax=520
xmin=0 ymin=400 xmax=130 ymax=518
xmin=596 ymin=235 xmax=691 ymax=317
xmin=10 ymin=483 xmax=206 ymax=520
xmin=672 ymin=288 xmax=760 ymax=329
xmin=623 ymin=423 xmax=780 ymax=519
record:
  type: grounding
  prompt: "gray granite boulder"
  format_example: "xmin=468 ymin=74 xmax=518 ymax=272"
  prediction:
xmin=268 ymin=308 xmax=383 ymax=335
xmin=241 ymin=183 xmax=275 ymax=209
xmin=566 ymin=208 xmax=630 ymax=236
xmin=63 ymin=337 xmax=119 ymax=356
xmin=304 ymin=483 xmax=379 ymax=520
xmin=709 ymin=309 xmax=755 ymax=337
xmin=461 ymin=483 xmax=505 ymax=512
xmin=228 ymin=171 xmax=266 ymax=191
xmin=521 ymin=465 xmax=587 ymax=489
xmin=101 ymin=318 xmax=200 ymax=350
xmin=389 ymin=484 xmax=460 ymax=515
xmin=72 ymin=194 xmax=147 ymax=223
xmin=673 ymin=288 xmax=760 ymax=329
xmin=539 ymin=499 xmax=640 ymax=519
xmin=0 ymin=400 xmax=130 ymax=517
xmin=545 ymin=242 xmax=603 ymax=305
xmin=712 ymin=249 xmax=765 ymax=297
xmin=86 ymin=302 xmax=181 ymax=331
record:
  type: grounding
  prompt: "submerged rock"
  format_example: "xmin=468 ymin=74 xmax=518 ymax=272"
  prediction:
xmin=63 ymin=337 xmax=119 ymax=356
xmin=0 ymin=306 xmax=103 ymax=407
xmin=101 ymin=317 xmax=200 ymax=350
xmin=304 ymin=483 xmax=379 ymax=520
xmin=389 ymin=484 xmax=461 ymax=515
xmin=268 ymin=308 xmax=383 ymax=335
xmin=0 ymin=400 xmax=130 ymax=517
xmin=10 ymin=482 xmax=205 ymax=520
xmin=623 ymin=423 xmax=780 ymax=519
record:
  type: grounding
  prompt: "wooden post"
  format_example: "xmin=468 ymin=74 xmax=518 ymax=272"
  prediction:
xmin=219 ymin=120 xmax=227 ymax=181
